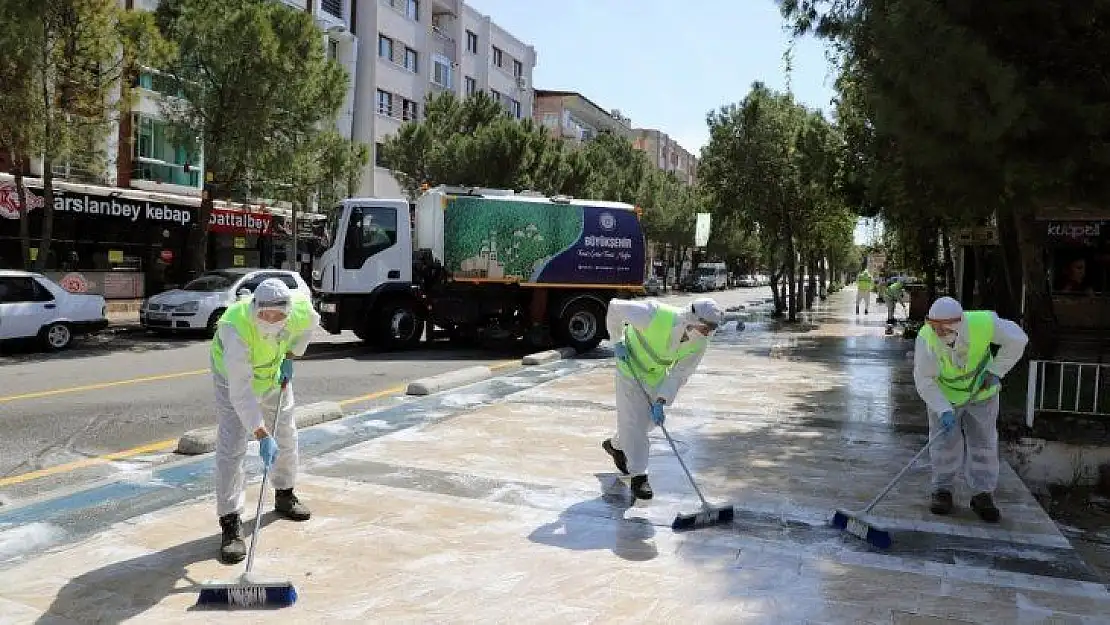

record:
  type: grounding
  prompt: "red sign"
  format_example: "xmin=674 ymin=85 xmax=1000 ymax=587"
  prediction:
xmin=160 ymin=249 xmax=174 ymax=262
xmin=208 ymin=208 xmax=272 ymax=236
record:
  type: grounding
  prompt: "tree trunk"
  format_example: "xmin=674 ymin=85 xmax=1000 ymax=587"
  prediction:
xmin=34 ymin=39 xmax=55 ymax=272
xmin=193 ymin=177 xmax=215 ymax=276
xmin=806 ymin=256 xmax=817 ymax=308
xmin=12 ymin=157 xmax=32 ymax=269
xmin=941 ymin=229 xmax=957 ymax=296
xmin=818 ymin=256 xmax=828 ymax=299
xmin=786 ymin=236 xmax=798 ymax=322
xmin=1010 ymin=208 xmax=1056 ymax=357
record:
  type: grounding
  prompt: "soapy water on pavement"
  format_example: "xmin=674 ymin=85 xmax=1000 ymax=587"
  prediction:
xmin=0 ymin=522 xmax=65 ymax=562
xmin=441 ymin=392 xmax=493 ymax=408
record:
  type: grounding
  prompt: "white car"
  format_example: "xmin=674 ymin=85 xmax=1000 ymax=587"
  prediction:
xmin=141 ymin=268 xmax=311 ymax=335
xmin=0 ymin=269 xmax=109 ymax=350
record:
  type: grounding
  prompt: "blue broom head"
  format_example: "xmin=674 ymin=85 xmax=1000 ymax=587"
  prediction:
xmin=196 ymin=582 xmax=297 ymax=608
xmin=831 ymin=509 xmax=892 ymax=549
xmin=671 ymin=505 xmax=735 ymax=531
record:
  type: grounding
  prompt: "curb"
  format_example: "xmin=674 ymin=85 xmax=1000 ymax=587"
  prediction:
xmin=406 ymin=365 xmax=493 ymax=396
xmin=175 ymin=401 xmax=344 ymax=455
xmin=521 ymin=347 xmax=577 ymax=366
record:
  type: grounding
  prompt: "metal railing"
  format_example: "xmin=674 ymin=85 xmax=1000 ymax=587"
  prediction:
xmin=1026 ymin=359 xmax=1110 ymax=426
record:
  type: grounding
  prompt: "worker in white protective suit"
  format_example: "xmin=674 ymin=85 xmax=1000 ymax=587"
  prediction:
xmin=210 ymin=278 xmax=320 ymax=564
xmin=602 ymin=296 xmax=725 ymax=500
xmin=913 ymin=296 xmax=1027 ymax=523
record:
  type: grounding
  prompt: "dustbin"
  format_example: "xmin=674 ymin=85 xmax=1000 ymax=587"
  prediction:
xmin=908 ymin=286 xmax=928 ymax=321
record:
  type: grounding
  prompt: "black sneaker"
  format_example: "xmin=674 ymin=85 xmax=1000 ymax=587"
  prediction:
xmin=602 ymin=439 xmax=629 ymax=475
xmin=274 ymin=489 xmax=311 ymax=521
xmin=218 ymin=513 xmax=246 ymax=564
xmin=929 ymin=489 xmax=954 ymax=515
xmin=970 ymin=492 xmax=1001 ymax=523
xmin=630 ymin=475 xmax=653 ymax=500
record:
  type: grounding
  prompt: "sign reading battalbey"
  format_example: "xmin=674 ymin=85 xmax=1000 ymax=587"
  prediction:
xmin=694 ymin=213 xmax=711 ymax=247
xmin=208 ymin=208 xmax=272 ymax=235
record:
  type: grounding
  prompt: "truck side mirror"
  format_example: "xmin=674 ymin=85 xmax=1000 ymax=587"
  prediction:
xmin=237 ymin=288 xmax=251 ymax=299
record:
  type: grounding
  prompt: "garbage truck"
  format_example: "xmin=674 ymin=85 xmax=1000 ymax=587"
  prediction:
xmin=311 ymin=186 xmax=646 ymax=352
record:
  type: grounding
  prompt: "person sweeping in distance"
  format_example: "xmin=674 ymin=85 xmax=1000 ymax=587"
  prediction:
xmin=856 ymin=267 xmax=874 ymax=315
xmin=914 ymin=296 xmax=1028 ymax=523
xmin=210 ymin=278 xmax=320 ymax=564
xmin=602 ymin=296 xmax=725 ymax=500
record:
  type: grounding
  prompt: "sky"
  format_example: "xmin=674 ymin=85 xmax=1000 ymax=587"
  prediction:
xmin=463 ymin=0 xmax=877 ymax=245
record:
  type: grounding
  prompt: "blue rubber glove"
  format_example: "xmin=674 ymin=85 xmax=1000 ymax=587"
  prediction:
xmin=939 ymin=410 xmax=957 ymax=434
xmin=279 ymin=358 xmax=293 ymax=383
xmin=650 ymin=400 xmax=666 ymax=426
xmin=258 ymin=436 xmax=278 ymax=468
xmin=613 ymin=342 xmax=629 ymax=361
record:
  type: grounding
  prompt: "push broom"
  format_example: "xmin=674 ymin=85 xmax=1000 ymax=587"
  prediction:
xmin=197 ymin=378 xmax=298 ymax=608
xmin=618 ymin=353 xmax=735 ymax=531
xmin=832 ymin=376 xmax=994 ymax=548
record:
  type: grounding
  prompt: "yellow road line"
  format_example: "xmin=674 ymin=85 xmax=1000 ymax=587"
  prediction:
xmin=0 ymin=369 xmax=208 ymax=404
xmin=0 ymin=438 xmax=179 ymax=488
xmin=0 ymin=358 xmax=523 ymax=487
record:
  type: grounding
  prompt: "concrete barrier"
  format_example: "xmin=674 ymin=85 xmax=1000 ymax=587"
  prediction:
xmin=521 ymin=347 xmax=577 ymax=366
xmin=175 ymin=401 xmax=345 ymax=455
xmin=406 ymin=365 xmax=492 ymax=396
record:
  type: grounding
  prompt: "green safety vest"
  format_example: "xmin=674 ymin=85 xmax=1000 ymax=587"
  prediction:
xmin=918 ymin=310 xmax=999 ymax=406
xmin=857 ymin=271 xmax=873 ymax=290
xmin=616 ymin=305 xmax=704 ymax=388
xmin=210 ymin=294 xmax=315 ymax=397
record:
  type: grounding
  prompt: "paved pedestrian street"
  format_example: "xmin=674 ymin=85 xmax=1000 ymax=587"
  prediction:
xmin=1 ymin=292 xmax=1108 ymax=623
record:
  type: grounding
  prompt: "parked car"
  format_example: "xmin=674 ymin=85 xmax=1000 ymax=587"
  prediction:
xmin=0 ymin=269 xmax=108 ymax=350
xmin=140 ymin=268 xmax=311 ymax=335
xmin=737 ymin=274 xmax=758 ymax=288
xmin=643 ymin=276 xmax=663 ymax=296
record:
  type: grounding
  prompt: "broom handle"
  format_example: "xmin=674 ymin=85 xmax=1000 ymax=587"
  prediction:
xmin=659 ymin=423 xmax=712 ymax=510
xmin=860 ymin=428 xmax=945 ymax=514
xmin=244 ymin=377 xmax=288 ymax=576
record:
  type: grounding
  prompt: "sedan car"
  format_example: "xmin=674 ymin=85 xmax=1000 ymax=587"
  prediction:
xmin=0 ymin=270 xmax=108 ymax=350
xmin=140 ymin=268 xmax=311 ymax=335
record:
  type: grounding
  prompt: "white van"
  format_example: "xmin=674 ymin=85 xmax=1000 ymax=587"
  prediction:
xmin=694 ymin=262 xmax=728 ymax=291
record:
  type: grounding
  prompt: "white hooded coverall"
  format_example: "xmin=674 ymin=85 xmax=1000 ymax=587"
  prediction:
xmin=913 ymin=308 xmax=1028 ymax=494
xmin=607 ymin=299 xmax=709 ymax=477
xmin=212 ymin=284 xmax=320 ymax=518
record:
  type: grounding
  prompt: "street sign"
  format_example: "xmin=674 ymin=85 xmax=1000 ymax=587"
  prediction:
xmin=694 ymin=213 xmax=711 ymax=247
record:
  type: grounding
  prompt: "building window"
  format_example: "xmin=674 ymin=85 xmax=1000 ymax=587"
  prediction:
xmin=404 ymin=47 xmax=418 ymax=73
xmin=401 ymin=98 xmax=419 ymax=121
xmin=432 ymin=55 xmax=452 ymax=88
xmin=541 ymin=113 xmax=558 ymax=130
xmin=378 ymin=34 xmax=393 ymax=60
xmin=490 ymin=89 xmax=501 ymax=103
xmin=132 ymin=114 xmax=201 ymax=187
xmin=328 ymin=39 xmax=339 ymax=61
xmin=464 ymin=76 xmax=476 ymax=96
xmin=405 ymin=0 xmax=419 ymax=21
xmin=135 ymin=69 xmax=181 ymax=98
xmin=509 ymin=98 xmax=521 ymax=119
xmin=375 ymin=142 xmax=387 ymax=167
xmin=376 ymin=89 xmax=394 ymax=117
xmin=466 ymin=30 xmax=478 ymax=54
xmin=492 ymin=46 xmax=503 ymax=67
xmin=513 ymin=59 xmax=523 ymax=78
xmin=321 ymin=0 xmax=342 ymax=19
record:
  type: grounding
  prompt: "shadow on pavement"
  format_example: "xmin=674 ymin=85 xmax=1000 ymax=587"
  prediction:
xmin=0 ymin=329 xmax=198 ymax=365
xmin=527 ymin=474 xmax=658 ymax=562
xmin=34 ymin=512 xmax=283 ymax=623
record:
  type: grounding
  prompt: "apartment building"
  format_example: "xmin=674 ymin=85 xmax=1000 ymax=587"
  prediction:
xmin=356 ymin=0 xmax=537 ymax=198
xmin=533 ymin=90 xmax=634 ymax=144
xmin=632 ymin=128 xmax=698 ymax=185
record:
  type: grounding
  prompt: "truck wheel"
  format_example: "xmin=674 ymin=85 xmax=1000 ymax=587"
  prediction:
xmin=378 ymin=300 xmax=425 ymax=350
xmin=557 ymin=299 xmax=604 ymax=353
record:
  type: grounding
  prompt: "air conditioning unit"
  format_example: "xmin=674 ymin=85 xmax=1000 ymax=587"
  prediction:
xmin=516 ymin=76 xmax=527 ymax=89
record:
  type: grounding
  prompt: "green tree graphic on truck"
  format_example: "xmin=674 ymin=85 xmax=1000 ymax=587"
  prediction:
xmin=443 ymin=197 xmax=583 ymax=280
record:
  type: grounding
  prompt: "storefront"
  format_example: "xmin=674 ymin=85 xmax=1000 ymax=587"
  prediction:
xmin=0 ymin=174 xmax=285 ymax=299
xmin=1041 ymin=215 xmax=1110 ymax=330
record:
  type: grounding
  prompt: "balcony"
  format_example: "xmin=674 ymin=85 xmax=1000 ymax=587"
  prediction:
xmin=321 ymin=0 xmax=343 ymax=19
xmin=132 ymin=158 xmax=200 ymax=188
xmin=431 ymin=27 xmax=456 ymax=63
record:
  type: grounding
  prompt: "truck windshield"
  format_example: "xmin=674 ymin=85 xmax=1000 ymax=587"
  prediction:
xmin=325 ymin=206 xmax=343 ymax=248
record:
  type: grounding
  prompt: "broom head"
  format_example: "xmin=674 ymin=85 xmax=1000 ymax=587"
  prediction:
xmin=671 ymin=505 xmax=735 ymax=531
xmin=831 ymin=509 xmax=892 ymax=549
xmin=196 ymin=574 xmax=297 ymax=608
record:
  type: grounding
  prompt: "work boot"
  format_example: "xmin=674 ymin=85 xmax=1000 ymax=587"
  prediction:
xmin=274 ymin=489 xmax=311 ymax=521
xmin=970 ymin=492 xmax=1001 ymax=523
xmin=630 ymin=475 xmax=653 ymax=500
xmin=218 ymin=513 xmax=246 ymax=564
xmin=929 ymin=489 xmax=954 ymax=515
xmin=602 ymin=439 xmax=629 ymax=475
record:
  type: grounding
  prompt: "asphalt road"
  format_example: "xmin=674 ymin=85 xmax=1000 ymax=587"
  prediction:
xmin=0 ymin=286 xmax=773 ymax=505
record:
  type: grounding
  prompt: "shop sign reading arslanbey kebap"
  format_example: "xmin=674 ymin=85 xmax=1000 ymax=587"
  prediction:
xmin=0 ymin=183 xmax=193 ymax=225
